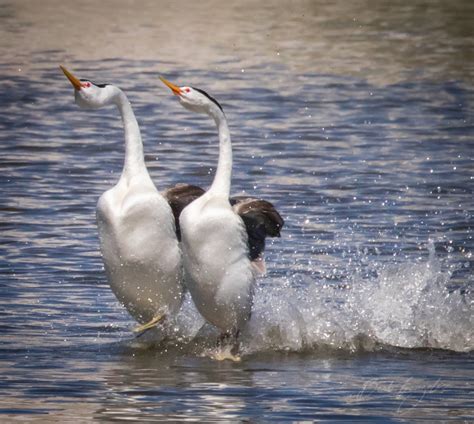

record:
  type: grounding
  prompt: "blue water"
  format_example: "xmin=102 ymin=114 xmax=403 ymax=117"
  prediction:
xmin=1 ymin=1 xmax=473 ymax=421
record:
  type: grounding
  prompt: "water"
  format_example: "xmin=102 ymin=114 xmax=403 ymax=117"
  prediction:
xmin=1 ymin=0 xmax=473 ymax=421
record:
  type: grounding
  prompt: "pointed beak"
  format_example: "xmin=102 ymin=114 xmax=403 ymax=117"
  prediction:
xmin=159 ymin=76 xmax=182 ymax=96
xmin=60 ymin=65 xmax=83 ymax=90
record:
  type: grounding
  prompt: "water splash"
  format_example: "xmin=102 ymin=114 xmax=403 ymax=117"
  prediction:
xmin=243 ymin=241 xmax=472 ymax=354
xmin=132 ymin=242 xmax=472 ymax=356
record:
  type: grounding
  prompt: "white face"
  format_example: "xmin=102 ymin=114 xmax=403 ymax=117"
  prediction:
xmin=160 ymin=77 xmax=225 ymax=116
xmin=74 ymin=81 xmax=114 ymax=109
xmin=177 ymin=86 xmax=215 ymax=114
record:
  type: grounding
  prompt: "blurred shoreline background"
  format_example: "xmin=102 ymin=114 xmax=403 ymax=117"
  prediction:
xmin=1 ymin=0 xmax=473 ymax=84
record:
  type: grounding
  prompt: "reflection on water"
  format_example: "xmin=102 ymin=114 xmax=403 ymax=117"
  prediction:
xmin=1 ymin=344 xmax=473 ymax=421
xmin=0 ymin=0 xmax=473 ymax=421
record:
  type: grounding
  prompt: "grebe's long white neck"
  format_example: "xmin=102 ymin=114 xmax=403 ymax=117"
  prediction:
xmin=158 ymin=77 xmax=232 ymax=197
xmin=60 ymin=64 xmax=147 ymax=182
xmin=114 ymin=90 xmax=146 ymax=181
xmin=209 ymin=109 xmax=232 ymax=196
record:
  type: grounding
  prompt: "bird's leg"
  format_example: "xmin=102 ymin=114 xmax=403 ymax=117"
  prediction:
xmin=214 ymin=328 xmax=241 ymax=361
xmin=133 ymin=313 xmax=166 ymax=335
xmin=229 ymin=329 xmax=241 ymax=356
xmin=217 ymin=331 xmax=231 ymax=347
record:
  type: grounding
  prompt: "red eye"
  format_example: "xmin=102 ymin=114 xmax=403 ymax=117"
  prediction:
xmin=185 ymin=88 xmax=190 ymax=93
xmin=82 ymin=82 xmax=91 ymax=88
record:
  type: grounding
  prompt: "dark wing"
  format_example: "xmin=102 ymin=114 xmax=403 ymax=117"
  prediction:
xmin=230 ymin=196 xmax=284 ymax=263
xmin=162 ymin=186 xmax=285 ymax=267
xmin=162 ymin=184 xmax=205 ymax=241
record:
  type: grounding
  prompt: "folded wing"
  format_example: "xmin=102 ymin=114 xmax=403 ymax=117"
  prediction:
xmin=162 ymin=184 xmax=205 ymax=241
xmin=163 ymin=184 xmax=284 ymax=269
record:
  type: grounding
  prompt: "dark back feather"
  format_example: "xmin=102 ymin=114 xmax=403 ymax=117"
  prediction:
xmin=162 ymin=184 xmax=205 ymax=241
xmin=230 ymin=197 xmax=284 ymax=261
xmin=162 ymin=186 xmax=284 ymax=261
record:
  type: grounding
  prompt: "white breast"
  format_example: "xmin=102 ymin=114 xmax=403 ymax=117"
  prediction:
xmin=180 ymin=194 xmax=254 ymax=332
xmin=96 ymin=177 xmax=183 ymax=324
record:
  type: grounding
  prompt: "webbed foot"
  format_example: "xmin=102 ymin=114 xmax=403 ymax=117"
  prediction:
xmin=133 ymin=314 xmax=165 ymax=335
xmin=212 ymin=345 xmax=242 ymax=362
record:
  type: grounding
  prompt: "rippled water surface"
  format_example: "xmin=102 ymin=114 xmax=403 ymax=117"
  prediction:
xmin=1 ymin=0 xmax=473 ymax=422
